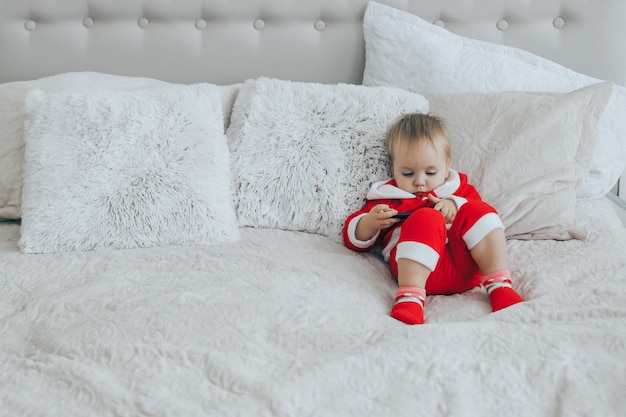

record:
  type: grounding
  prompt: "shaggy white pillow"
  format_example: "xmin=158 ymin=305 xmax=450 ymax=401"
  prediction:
xmin=0 ymin=71 xmax=240 ymax=220
xmin=227 ymin=77 xmax=429 ymax=242
xmin=20 ymin=84 xmax=239 ymax=253
xmin=426 ymin=82 xmax=612 ymax=239
xmin=362 ymin=1 xmax=626 ymax=200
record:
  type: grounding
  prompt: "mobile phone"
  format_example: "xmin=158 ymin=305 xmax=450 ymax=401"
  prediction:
xmin=392 ymin=212 xmax=412 ymax=219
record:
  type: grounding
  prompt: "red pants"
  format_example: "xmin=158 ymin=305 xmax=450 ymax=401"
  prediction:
xmin=388 ymin=202 xmax=503 ymax=295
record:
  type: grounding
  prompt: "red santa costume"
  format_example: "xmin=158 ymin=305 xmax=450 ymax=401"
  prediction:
xmin=343 ymin=169 xmax=505 ymax=295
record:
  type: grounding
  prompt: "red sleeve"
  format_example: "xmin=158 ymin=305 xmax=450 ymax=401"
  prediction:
xmin=342 ymin=201 xmax=380 ymax=252
xmin=454 ymin=173 xmax=483 ymax=202
xmin=457 ymin=182 xmax=482 ymax=202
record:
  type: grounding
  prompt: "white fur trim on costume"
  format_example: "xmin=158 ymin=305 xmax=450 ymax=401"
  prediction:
xmin=367 ymin=169 xmax=462 ymax=201
xmin=463 ymin=212 xmax=505 ymax=249
xmin=434 ymin=169 xmax=460 ymax=197
xmin=367 ymin=180 xmax=415 ymax=199
xmin=395 ymin=241 xmax=440 ymax=271
xmin=382 ymin=227 xmax=401 ymax=261
xmin=347 ymin=213 xmax=380 ymax=249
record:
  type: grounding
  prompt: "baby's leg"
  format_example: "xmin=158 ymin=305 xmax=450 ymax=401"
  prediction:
xmin=455 ymin=202 xmax=523 ymax=311
xmin=470 ymin=228 xmax=523 ymax=311
xmin=392 ymin=259 xmax=430 ymax=324
xmin=390 ymin=209 xmax=447 ymax=324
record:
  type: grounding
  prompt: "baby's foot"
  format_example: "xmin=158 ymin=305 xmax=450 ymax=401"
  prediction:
xmin=481 ymin=270 xmax=523 ymax=312
xmin=390 ymin=286 xmax=426 ymax=324
xmin=489 ymin=286 xmax=523 ymax=312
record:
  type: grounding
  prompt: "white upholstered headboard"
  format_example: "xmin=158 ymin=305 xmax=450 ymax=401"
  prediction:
xmin=1 ymin=0 xmax=626 ymax=86
xmin=1 ymin=0 xmax=626 ymax=198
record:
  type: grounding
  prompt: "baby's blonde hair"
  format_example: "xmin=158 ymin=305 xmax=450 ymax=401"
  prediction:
xmin=385 ymin=113 xmax=451 ymax=162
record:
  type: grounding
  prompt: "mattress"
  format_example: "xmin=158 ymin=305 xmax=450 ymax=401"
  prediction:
xmin=1 ymin=197 xmax=625 ymax=416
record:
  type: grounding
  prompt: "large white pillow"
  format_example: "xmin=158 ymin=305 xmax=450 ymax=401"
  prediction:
xmin=20 ymin=84 xmax=239 ymax=253
xmin=226 ymin=77 xmax=429 ymax=243
xmin=426 ymin=82 xmax=612 ymax=239
xmin=362 ymin=1 xmax=626 ymax=200
xmin=0 ymin=71 xmax=240 ymax=220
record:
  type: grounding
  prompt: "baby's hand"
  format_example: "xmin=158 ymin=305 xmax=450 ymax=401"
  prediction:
xmin=428 ymin=195 xmax=457 ymax=223
xmin=359 ymin=204 xmax=400 ymax=233
xmin=365 ymin=204 xmax=399 ymax=230
xmin=354 ymin=204 xmax=399 ymax=241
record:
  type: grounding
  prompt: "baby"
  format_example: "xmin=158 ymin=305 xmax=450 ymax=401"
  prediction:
xmin=343 ymin=113 xmax=522 ymax=324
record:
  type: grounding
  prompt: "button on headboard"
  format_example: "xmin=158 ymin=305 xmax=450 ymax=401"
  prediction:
xmin=1 ymin=0 xmax=625 ymax=86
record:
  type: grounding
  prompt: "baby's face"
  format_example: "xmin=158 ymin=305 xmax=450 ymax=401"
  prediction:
xmin=391 ymin=140 xmax=450 ymax=196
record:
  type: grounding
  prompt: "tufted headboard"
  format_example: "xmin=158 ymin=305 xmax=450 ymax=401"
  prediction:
xmin=1 ymin=0 xmax=626 ymax=86
xmin=1 ymin=0 xmax=626 ymax=198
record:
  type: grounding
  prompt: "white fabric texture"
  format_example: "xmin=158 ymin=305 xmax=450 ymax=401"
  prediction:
xmin=427 ymin=83 xmax=612 ymax=239
xmin=0 ymin=71 xmax=240 ymax=220
xmin=227 ymin=77 xmax=429 ymax=242
xmin=1 ymin=197 xmax=625 ymax=416
xmin=362 ymin=1 xmax=626 ymax=200
xmin=19 ymin=84 xmax=239 ymax=253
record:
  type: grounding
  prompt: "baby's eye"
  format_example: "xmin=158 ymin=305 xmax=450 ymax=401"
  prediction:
xmin=402 ymin=172 xmax=413 ymax=177
xmin=426 ymin=171 xmax=437 ymax=176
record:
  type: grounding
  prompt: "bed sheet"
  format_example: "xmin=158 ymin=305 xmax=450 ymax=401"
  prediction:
xmin=1 ymin=198 xmax=625 ymax=417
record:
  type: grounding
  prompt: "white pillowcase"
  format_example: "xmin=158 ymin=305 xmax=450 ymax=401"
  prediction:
xmin=0 ymin=71 xmax=240 ymax=220
xmin=227 ymin=77 xmax=429 ymax=242
xmin=426 ymin=82 xmax=612 ymax=239
xmin=20 ymin=84 xmax=239 ymax=253
xmin=362 ymin=1 xmax=626 ymax=200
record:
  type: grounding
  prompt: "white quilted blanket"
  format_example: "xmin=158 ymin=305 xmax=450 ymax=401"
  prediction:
xmin=1 ymin=199 xmax=625 ymax=417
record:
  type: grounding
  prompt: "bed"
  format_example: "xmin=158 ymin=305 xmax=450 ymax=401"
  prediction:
xmin=1 ymin=1 xmax=626 ymax=416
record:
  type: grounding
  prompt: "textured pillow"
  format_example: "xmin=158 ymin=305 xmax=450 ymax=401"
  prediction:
xmin=426 ymin=82 xmax=612 ymax=239
xmin=227 ymin=77 xmax=429 ymax=242
xmin=20 ymin=84 xmax=239 ymax=253
xmin=0 ymin=71 xmax=240 ymax=220
xmin=362 ymin=1 xmax=626 ymax=200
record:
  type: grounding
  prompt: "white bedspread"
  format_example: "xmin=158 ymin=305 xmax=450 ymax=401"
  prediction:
xmin=1 ymin=199 xmax=625 ymax=417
